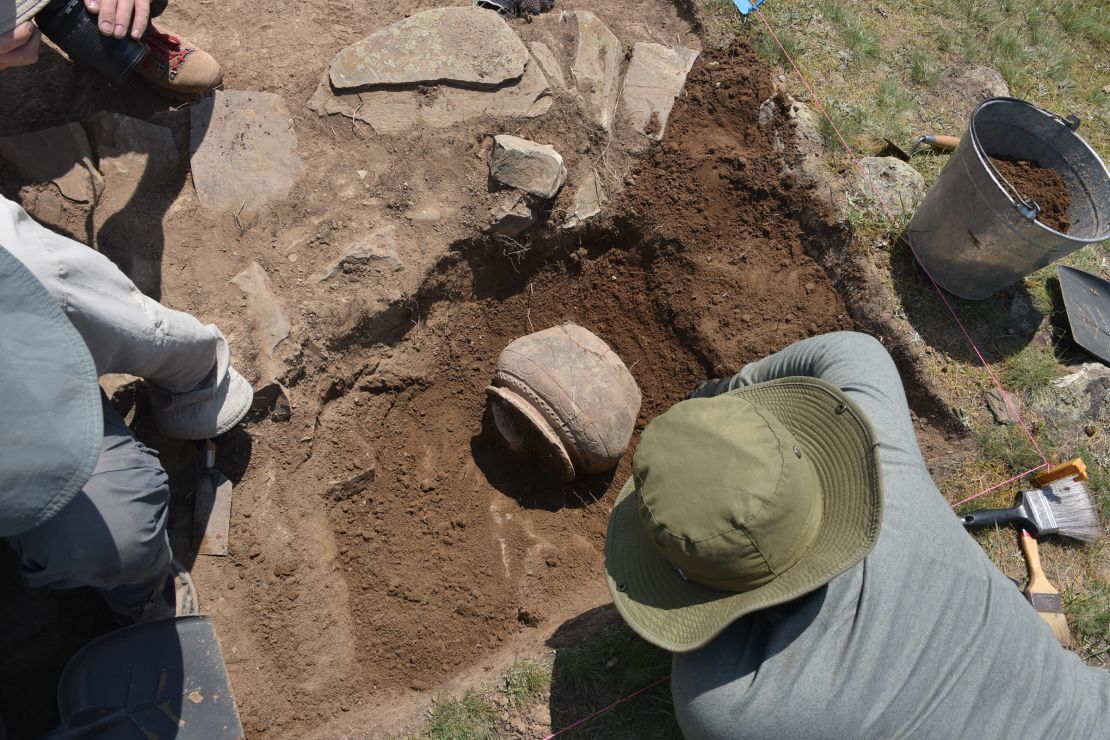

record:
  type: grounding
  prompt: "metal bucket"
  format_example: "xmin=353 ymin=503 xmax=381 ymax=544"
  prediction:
xmin=907 ymin=98 xmax=1110 ymax=300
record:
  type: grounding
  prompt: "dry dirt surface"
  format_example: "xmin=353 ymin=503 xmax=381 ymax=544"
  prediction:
xmin=0 ymin=2 xmax=961 ymax=738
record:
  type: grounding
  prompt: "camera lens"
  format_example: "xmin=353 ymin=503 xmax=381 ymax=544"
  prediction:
xmin=35 ymin=0 xmax=147 ymax=84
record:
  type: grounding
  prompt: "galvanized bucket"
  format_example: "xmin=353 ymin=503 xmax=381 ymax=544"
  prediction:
xmin=907 ymin=98 xmax=1110 ymax=300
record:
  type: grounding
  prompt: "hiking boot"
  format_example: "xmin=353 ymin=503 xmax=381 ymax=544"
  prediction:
xmin=135 ymin=25 xmax=223 ymax=98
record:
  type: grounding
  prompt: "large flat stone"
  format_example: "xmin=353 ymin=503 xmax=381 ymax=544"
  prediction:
xmin=329 ymin=7 xmax=528 ymax=90
xmin=190 ymin=91 xmax=303 ymax=213
xmin=571 ymin=11 xmax=622 ymax=130
xmin=489 ymin=135 xmax=566 ymax=199
xmin=308 ymin=58 xmax=551 ymax=134
xmin=620 ymin=43 xmax=698 ymax=141
xmin=0 ymin=122 xmax=102 ymax=203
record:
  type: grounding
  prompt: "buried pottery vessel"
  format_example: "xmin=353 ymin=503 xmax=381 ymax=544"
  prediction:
xmin=486 ymin=323 xmax=642 ymax=481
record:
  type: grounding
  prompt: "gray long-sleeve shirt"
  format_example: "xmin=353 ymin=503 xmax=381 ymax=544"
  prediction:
xmin=673 ymin=332 xmax=1110 ymax=739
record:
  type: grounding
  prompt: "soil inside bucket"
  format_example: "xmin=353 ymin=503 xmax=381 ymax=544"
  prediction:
xmin=988 ymin=156 xmax=1071 ymax=233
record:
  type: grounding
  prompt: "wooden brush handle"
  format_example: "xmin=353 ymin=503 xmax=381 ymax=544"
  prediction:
xmin=1020 ymin=530 xmax=1058 ymax=596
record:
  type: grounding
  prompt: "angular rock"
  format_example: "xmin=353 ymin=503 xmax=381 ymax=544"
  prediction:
xmin=248 ymin=381 xmax=292 ymax=422
xmin=190 ymin=91 xmax=303 ymax=213
xmin=489 ymin=135 xmax=566 ymax=198
xmin=855 ymin=156 xmax=926 ymax=217
xmin=0 ymin=122 xmax=103 ymax=203
xmin=620 ymin=43 xmax=698 ymax=140
xmin=571 ymin=11 xmax=622 ymax=130
xmin=563 ymin=169 xmax=604 ymax=228
xmin=489 ymin=193 xmax=536 ymax=236
xmin=530 ymin=41 xmax=566 ymax=89
xmin=986 ymin=387 xmax=1021 ymax=425
xmin=231 ymin=262 xmax=291 ymax=357
xmin=308 ymin=61 xmax=551 ymax=134
xmin=312 ymin=225 xmax=403 ymax=282
xmin=329 ymin=7 xmax=528 ymax=90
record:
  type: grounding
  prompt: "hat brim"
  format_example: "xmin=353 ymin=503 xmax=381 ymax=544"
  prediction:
xmin=604 ymin=377 xmax=882 ymax=653
xmin=2 ymin=0 xmax=52 ymax=36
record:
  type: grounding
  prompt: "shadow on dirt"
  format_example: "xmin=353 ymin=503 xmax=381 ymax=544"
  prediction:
xmin=890 ymin=237 xmax=1042 ymax=365
xmin=470 ymin=407 xmax=618 ymax=511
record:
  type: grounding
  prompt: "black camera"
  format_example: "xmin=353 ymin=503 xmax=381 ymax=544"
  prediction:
xmin=34 ymin=0 xmax=147 ymax=84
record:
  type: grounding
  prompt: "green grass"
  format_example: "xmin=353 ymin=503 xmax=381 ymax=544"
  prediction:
xmin=1065 ymin=578 xmax=1110 ymax=661
xmin=501 ymin=658 xmax=550 ymax=707
xmin=422 ymin=690 xmax=500 ymax=740
xmin=1000 ymin=345 xmax=1061 ymax=395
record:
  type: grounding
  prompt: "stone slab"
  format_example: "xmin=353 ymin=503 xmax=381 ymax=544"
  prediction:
xmin=309 ymin=59 xmax=551 ymax=134
xmin=489 ymin=135 xmax=566 ymax=199
xmin=190 ymin=91 xmax=303 ymax=213
xmin=329 ymin=7 xmax=528 ymax=90
xmin=530 ymin=41 xmax=566 ymax=89
xmin=231 ymin=261 xmax=291 ymax=357
xmin=0 ymin=122 xmax=102 ymax=203
xmin=620 ymin=42 xmax=698 ymax=141
xmin=563 ymin=169 xmax=604 ymax=228
xmin=571 ymin=11 xmax=622 ymax=131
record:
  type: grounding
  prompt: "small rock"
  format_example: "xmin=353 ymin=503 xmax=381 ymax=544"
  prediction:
xmin=571 ymin=11 xmax=622 ymax=130
xmin=0 ymin=122 xmax=103 ymax=203
xmin=855 ymin=156 xmax=926 ymax=217
xmin=489 ymin=193 xmax=536 ymax=236
xmin=190 ymin=91 xmax=303 ymax=214
xmin=231 ymin=262 xmax=291 ymax=357
xmin=985 ymin=387 xmax=1021 ymax=425
xmin=313 ymin=225 xmax=403 ymax=282
xmin=620 ymin=42 xmax=699 ymax=141
xmin=489 ymin=134 xmax=566 ymax=198
xmin=328 ymin=7 xmax=528 ymax=89
xmin=529 ymin=41 xmax=566 ymax=89
xmin=405 ymin=206 xmax=441 ymax=223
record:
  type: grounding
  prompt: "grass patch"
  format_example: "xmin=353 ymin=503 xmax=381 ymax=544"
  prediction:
xmin=1065 ymin=578 xmax=1110 ymax=661
xmin=1000 ymin=345 xmax=1060 ymax=395
xmin=422 ymin=690 xmax=500 ymax=740
xmin=501 ymin=658 xmax=550 ymax=708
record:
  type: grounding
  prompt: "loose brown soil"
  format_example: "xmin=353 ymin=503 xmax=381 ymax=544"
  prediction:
xmin=0 ymin=5 xmax=957 ymax=738
xmin=988 ymin=156 xmax=1071 ymax=233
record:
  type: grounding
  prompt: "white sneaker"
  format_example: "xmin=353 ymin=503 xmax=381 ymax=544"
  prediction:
xmin=150 ymin=335 xmax=253 ymax=440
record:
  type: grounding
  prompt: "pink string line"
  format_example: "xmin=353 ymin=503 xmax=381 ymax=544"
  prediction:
xmin=542 ymin=675 xmax=670 ymax=740
xmin=751 ymin=8 xmax=1051 ymax=490
xmin=949 ymin=463 xmax=1050 ymax=508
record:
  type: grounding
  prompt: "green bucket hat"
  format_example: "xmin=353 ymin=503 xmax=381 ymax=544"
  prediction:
xmin=604 ymin=377 xmax=882 ymax=653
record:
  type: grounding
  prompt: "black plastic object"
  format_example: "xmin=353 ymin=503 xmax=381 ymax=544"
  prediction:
xmin=961 ymin=505 xmax=1032 ymax=532
xmin=34 ymin=0 xmax=147 ymax=84
xmin=1058 ymin=265 xmax=1110 ymax=365
xmin=43 ymin=615 xmax=243 ymax=739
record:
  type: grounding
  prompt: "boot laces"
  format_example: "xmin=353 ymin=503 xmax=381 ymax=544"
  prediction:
xmin=142 ymin=30 xmax=192 ymax=76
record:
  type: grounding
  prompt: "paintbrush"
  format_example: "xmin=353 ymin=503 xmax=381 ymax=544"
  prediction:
xmin=960 ymin=479 xmax=1103 ymax=542
xmin=1019 ymin=529 xmax=1073 ymax=647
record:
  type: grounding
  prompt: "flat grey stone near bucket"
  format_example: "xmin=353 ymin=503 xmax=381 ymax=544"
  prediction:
xmin=906 ymin=97 xmax=1110 ymax=300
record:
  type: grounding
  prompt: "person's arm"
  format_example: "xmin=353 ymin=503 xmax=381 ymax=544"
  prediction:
xmin=0 ymin=22 xmax=41 ymax=70
xmin=83 ymin=0 xmax=151 ymax=40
